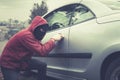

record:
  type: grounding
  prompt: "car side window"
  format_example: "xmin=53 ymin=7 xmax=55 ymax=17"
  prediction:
xmin=70 ymin=5 xmax=95 ymax=25
xmin=45 ymin=11 xmax=69 ymax=31
xmin=44 ymin=4 xmax=80 ymax=31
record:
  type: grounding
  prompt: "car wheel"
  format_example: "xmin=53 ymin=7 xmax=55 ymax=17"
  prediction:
xmin=104 ymin=58 xmax=120 ymax=80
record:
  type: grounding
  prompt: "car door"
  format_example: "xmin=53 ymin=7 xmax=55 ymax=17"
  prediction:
xmin=68 ymin=4 xmax=96 ymax=74
xmin=38 ymin=4 xmax=80 ymax=75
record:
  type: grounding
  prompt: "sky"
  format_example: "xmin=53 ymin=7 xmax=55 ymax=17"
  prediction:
xmin=0 ymin=0 xmax=42 ymax=21
xmin=0 ymin=0 xmax=119 ymax=21
xmin=0 ymin=0 xmax=77 ymax=21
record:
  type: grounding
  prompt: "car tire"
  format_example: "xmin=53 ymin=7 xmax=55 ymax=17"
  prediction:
xmin=104 ymin=58 xmax=120 ymax=80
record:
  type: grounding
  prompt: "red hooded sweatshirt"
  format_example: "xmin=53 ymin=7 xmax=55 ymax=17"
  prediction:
xmin=0 ymin=16 xmax=55 ymax=70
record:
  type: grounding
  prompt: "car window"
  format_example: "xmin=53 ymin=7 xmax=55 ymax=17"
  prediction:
xmin=44 ymin=4 xmax=80 ymax=31
xmin=70 ymin=5 xmax=95 ymax=25
xmin=45 ymin=11 xmax=69 ymax=31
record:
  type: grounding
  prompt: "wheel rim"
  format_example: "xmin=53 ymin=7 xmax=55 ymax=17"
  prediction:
xmin=110 ymin=67 xmax=120 ymax=80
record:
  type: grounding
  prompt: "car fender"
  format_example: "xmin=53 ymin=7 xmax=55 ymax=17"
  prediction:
xmin=101 ymin=42 xmax=120 ymax=60
xmin=84 ymin=42 xmax=120 ymax=80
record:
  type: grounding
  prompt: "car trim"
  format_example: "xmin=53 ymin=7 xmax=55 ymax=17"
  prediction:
xmin=46 ymin=53 xmax=92 ymax=58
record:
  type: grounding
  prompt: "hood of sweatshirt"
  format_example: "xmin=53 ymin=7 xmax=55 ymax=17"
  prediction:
xmin=28 ymin=16 xmax=48 ymax=33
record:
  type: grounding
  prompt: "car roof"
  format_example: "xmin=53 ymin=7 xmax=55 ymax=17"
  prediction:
xmin=81 ymin=0 xmax=113 ymax=18
xmin=45 ymin=0 xmax=114 ymax=18
xmin=46 ymin=0 xmax=82 ymax=14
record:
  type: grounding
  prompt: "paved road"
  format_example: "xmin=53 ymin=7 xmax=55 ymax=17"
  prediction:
xmin=19 ymin=75 xmax=59 ymax=80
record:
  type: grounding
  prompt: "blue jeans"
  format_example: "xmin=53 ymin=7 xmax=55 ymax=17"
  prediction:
xmin=1 ymin=58 xmax=47 ymax=80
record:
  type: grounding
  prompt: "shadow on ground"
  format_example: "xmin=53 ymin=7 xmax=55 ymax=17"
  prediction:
xmin=19 ymin=75 xmax=59 ymax=80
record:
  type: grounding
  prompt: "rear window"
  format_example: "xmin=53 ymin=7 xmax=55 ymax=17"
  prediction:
xmin=98 ymin=0 xmax=120 ymax=10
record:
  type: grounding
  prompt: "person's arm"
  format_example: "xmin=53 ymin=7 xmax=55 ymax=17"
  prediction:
xmin=20 ymin=33 xmax=63 ymax=56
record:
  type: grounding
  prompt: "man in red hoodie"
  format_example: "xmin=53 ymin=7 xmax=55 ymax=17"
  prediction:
xmin=0 ymin=16 xmax=63 ymax=80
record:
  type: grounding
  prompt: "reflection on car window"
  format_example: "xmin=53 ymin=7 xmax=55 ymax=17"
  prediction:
xmin=46 ymin=11 xmax=69 ymax=30
xmin=44 ymin=4 xmax=95 ymax=31
xmin=44 ymin=4 xmax=80 ymax=31
xmin=70 ymin=5 xmax=95 ymax=25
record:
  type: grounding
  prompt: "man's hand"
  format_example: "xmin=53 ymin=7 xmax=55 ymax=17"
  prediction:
xmin=51 ymin=33 xmax=64 ymax=41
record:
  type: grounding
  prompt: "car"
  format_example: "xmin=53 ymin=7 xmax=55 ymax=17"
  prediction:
xmin=34 ymin=0 xmax=120 ymax=80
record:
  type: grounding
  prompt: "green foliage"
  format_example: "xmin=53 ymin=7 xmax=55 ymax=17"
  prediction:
xmin=29 ymin=1 xmax=48 ymax=23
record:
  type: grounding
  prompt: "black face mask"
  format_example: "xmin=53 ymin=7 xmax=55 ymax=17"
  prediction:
xmin=33 ymin=24 xmax=49 ymax=40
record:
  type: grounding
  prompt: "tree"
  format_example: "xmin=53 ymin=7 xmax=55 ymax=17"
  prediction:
xmin=29 ymin=1 xmax=48 ymax=23
xmin=14 ymin=20 xmax=19 ymax=24
xmin=8 ymin=19 xmax=12 ymax=27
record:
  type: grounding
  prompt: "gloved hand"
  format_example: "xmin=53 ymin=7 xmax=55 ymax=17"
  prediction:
xmin=51 ymin=33 xmax=64 ymax=41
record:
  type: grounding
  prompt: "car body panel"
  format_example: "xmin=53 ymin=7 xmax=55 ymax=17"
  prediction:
xmin=45 ymin=0 xmax=82 ymax=15
xmin=42 ymin=27 xmax=69 ymax=54
xmin=97 ymin=12 xmax=120 ymax=23
xmin=68 ymin=17 xmax=120 ymax=80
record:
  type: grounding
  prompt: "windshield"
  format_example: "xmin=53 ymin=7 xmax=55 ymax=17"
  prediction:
xmin=98 ymin=0 xmax=120 ymax=10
